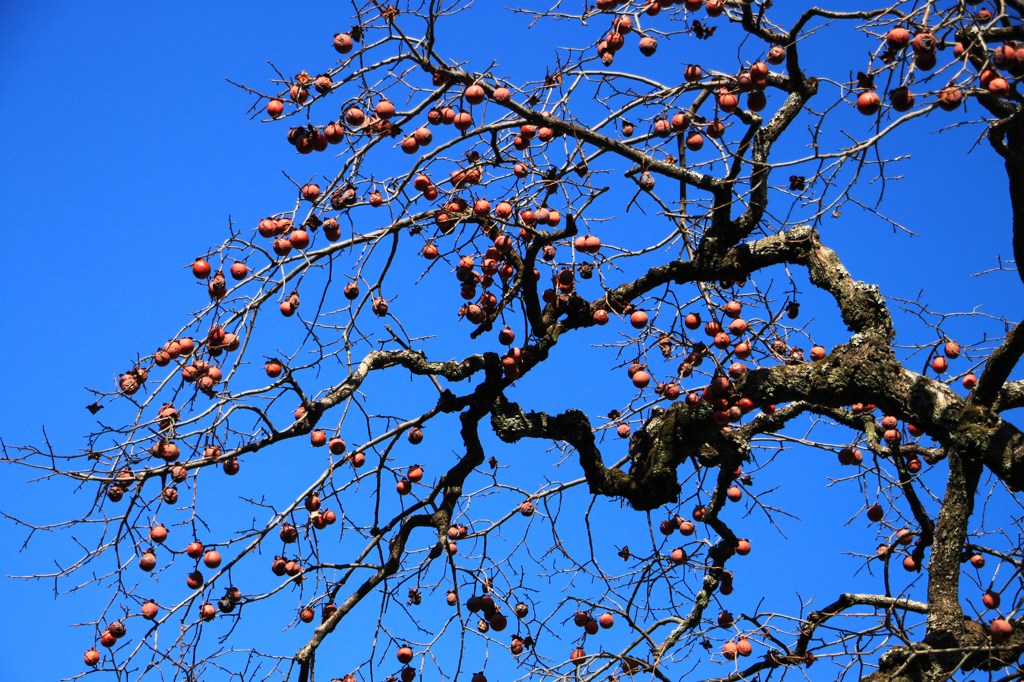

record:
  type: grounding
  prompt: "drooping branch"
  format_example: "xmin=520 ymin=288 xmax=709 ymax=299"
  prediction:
xmin=489 ymin=395 xmax=643 ymax=503
xmin=294 ymin=349 xmax=507 ymax=673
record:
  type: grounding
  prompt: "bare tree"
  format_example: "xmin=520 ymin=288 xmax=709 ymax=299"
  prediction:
xmin=6 ymin=1 xmax=1024 ymax=681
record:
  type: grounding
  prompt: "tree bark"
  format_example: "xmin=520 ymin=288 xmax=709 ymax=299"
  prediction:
xmin=1009 ymin=119 xmax=1024 ymax=286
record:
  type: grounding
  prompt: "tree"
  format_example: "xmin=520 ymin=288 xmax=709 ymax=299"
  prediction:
xmin=4 ymin=0 xmax=1024 ymax=680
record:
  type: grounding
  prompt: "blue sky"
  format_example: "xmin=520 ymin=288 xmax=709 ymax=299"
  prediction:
xmin=2 ymin=2 xmax=1021 ymax=681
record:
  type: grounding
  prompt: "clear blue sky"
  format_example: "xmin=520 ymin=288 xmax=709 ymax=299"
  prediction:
xmin=1 ymin=2 xmax=1020 ymax=681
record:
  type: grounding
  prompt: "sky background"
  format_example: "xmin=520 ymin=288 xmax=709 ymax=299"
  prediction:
xmin=2 ymin=1 xmax=1022 ymax=681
